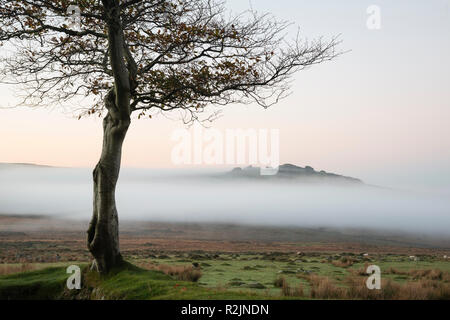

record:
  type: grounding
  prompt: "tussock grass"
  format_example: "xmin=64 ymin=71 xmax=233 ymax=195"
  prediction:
xmin=137 ymin=262 xmax=202 ymax=282
xmin=307 ymin=275 xmax=346 ymax=299
xmin=331 ymin=257 xmax=355 ymax=268
xmin=385 ymin=267 xmax=449 ymax=281
xmin=301 ymin=272 xmax=450 ymax=300
xmin=281 ymin=281 xmax=304 ymax=297
xmin=158 ymin=265 xmax=202 ymax=282
xmin=345 ymin=276 xmax=450 ymax=300
xmin=273 ymin=276 xmax=304 ymax=297
xmin=0 ymin=263 xmax=38 ymax=275
xmin=273 ymin=276 xmax=285 ymax=288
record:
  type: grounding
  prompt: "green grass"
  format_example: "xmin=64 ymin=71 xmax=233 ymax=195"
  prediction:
xmin=132 ymin=253 xmax=450 ymax=296
xmin=132 ymin=254 xmax=351 ymax=296
xmin=1 ymin=253 xmax=449 ymax=299
xmin=0 ymin=267 xmax=69 ymax=299
xmin=0 ymin=261 xmax=273 ymax=300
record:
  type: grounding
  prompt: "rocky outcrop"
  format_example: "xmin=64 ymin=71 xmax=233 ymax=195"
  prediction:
xmin=227 ymin=163 xmax=363 ymax=184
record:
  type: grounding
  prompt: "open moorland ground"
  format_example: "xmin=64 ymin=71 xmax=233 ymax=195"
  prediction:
xmin=0 ymin=214 xmax=449 ymax=299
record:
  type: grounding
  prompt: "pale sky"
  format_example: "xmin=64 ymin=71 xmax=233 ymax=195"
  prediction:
xmin=1 ymin=0 xmax=450 ymax=190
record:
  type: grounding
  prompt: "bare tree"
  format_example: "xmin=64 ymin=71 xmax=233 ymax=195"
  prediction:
xmin=0 ymin=0 xmax=340 ymax=273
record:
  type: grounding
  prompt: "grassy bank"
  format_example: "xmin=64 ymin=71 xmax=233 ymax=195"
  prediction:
xmin=0 ymin=262 xmax=270 ymax=300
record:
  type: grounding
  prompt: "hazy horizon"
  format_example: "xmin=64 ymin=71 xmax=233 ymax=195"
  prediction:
xmin=1 ymin=164 xmax=449 ymax=237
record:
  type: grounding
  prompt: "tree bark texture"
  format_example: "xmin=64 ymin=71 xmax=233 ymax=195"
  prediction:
xmin=87 ymin=93 xmax=130 ymax=273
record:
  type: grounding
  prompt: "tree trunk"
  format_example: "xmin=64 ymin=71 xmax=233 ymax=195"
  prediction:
xmin=87 ymin=1 xmax=133 ymax=273
xmin=87 ymin=109 xmax=130 ymax=273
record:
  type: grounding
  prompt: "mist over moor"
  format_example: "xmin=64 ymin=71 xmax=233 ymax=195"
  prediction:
xmin=0 ymin=164 xmax=449 ymax=236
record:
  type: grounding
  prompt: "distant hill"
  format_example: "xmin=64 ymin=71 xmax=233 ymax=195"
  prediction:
xmin=0 ymin=162 xmax=53 ymax=169
xmin=0 ymin=162 xmax=363 ymax=185
xmin=226 ymin=163 xmax=363 ymax=184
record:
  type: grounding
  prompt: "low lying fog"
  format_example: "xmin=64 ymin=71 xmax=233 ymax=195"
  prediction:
xmin=0 ymin=165 xmax=449 ymax=236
